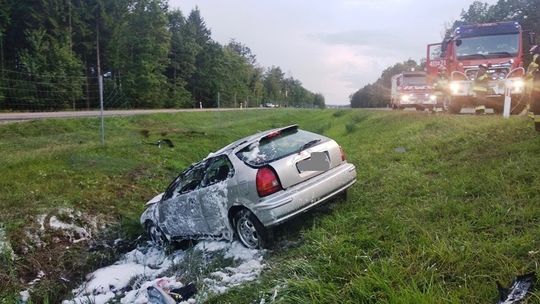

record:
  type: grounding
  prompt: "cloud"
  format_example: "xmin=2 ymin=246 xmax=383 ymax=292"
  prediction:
xmin=341 ymin=0 xmax=410 ymax=8
xmin=312 ymin=30 xmax=420 ymax=58
xmin=317 ymin=30 xmax=396 ymax=46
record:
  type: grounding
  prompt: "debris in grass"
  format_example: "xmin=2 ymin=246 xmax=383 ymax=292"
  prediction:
xmin=147 ymin=283 xmax=198 ymax=303
xmin=63 ymin=241 xmax=265 ymax=303
xmin=497 ymin=272 xmax=536 ymax=304
xmin=28 ymin=270 xmax=45 ymax=286
xmin=144 ymin=138 xmax=175 ymax=148
xmin=394 ymin=147 xmax=407 ymax=153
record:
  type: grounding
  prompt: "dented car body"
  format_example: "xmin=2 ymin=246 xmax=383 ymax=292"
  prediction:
xmin=141 ymin=125 xmax=357 ymax=248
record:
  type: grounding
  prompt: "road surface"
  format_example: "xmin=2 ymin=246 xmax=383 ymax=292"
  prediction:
xmin=0 ymin=108 xmax=264 ymax=122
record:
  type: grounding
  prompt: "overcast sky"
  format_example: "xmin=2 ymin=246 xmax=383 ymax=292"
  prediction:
xmin=169 ymin=0 xmax=495 ymax=105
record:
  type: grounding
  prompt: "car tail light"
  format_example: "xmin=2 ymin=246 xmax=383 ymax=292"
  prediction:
xmin=339 ymin=146 xmax=347 ymax=162
xmin=256 ymin=166 xmax=282 ymax=197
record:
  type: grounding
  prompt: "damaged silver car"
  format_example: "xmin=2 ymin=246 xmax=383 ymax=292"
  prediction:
xmin=141 ymin=125 xmax=357 ymax=249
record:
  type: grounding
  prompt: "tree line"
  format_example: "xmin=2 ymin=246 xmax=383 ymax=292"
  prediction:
xmin=0 ymin=0 xmax=325 ymax=110
xmin=350 ymin=0 xmax=540 ymax=108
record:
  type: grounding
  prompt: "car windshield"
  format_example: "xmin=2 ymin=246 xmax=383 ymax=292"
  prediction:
xmin=236 ymin=129 xmax=324 ymax=166
xmin=402 ymin=75 xmax=427 ymax=85
xmin=456 ymin=34 xmax=519 ymax=59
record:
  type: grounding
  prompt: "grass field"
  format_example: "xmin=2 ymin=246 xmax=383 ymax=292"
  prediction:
xmin=1 ymin=109 xmax=540 ymax=303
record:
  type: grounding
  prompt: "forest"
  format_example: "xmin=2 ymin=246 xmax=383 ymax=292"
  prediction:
xmin=350 ymin=0 xmax=540 ymax=108
xmin=0 ymin=0 xmax=325 ymax=111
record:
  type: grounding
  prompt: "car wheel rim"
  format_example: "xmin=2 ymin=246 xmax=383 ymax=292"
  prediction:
xmin=236 ymin=215 xmax=259 ymax=249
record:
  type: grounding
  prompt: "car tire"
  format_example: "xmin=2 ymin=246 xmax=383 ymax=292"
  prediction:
xmin=145 ymin=222 xmax=168 ymax=247
xmin=233 ymin=209 xmax=269 ymax=249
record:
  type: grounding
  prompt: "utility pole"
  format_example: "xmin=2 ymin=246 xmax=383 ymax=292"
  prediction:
xmin=96 ymin=15 xmax=105 ymax=145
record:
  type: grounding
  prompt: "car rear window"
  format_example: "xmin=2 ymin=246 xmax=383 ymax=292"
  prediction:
xmin=236 ymin=129 xmax=324 ymax=166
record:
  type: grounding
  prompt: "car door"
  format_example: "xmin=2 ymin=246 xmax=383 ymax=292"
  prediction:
xmin=158 ymin=162 xmax=209 ymax=238
xmin=197 ymin=155 xmax=235 ymax=237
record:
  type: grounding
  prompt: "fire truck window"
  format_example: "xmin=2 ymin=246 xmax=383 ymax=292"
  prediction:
xmin=430 ymin=45 xmax=442 ymax=60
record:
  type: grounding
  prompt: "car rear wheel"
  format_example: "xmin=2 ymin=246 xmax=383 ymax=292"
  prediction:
xmin=234 ymin=209 xmax=267 ymax=249
xmin=146 ymin=222 xmax=168 ymax=247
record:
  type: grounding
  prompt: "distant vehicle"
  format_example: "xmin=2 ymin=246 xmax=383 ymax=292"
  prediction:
xmin=426 ymin=21 xmax=538 ymax=114
xmin=264 ymin=103 xmax=277 ymax=108
xmin=141 ymin=125 xmax=357 ymax=249
xmin=391 ymin=71 xmax=438 ymax=111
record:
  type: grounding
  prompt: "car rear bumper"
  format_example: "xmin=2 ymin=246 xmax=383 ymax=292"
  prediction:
xmin=252 ymin=163 xmax=357 ymax=227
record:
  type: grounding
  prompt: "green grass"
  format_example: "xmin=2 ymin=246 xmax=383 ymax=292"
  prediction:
xmin=1 ymin=109 xmax=540 ymax=303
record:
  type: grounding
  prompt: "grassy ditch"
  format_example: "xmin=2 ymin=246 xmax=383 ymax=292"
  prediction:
xmin=1 ymin=109 xmax=540 ymax=303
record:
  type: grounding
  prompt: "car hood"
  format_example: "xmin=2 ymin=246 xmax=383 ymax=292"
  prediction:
xmin=146 ymin=193 xmax=164 ymax=206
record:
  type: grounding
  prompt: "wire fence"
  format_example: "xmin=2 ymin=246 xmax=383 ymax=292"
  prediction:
xmin=0 ymin=68 xmax=133 ymax=112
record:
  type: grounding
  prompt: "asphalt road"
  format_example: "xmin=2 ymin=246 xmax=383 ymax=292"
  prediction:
xmin=0 ymin=108 xmax=264 ymax=122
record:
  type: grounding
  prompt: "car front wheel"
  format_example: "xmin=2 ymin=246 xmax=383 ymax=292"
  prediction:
xmin=234 ymin=209 xmax=268 ymax=249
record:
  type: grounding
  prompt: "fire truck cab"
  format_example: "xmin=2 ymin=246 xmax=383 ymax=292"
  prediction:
xmin=427 ymin=21 xmax=533 ymax=114
xmin=391 ymin=71 xmax=437 ymax=111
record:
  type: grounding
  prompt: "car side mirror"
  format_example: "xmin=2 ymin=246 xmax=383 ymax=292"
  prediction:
xmin=441 ymin=39 xmax=449 ymax=56
xmin=455 ymin=39 xmax=462 ymax=47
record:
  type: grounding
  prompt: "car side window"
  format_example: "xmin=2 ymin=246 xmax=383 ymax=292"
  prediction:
xmin=162 ymin=162 xmax=206 ymax=200
xmin=202 ymin=156 xmax=234 ymax=187
xmin=179 ymin=164 xmax=205 ymax=194
xmin=163 ymin=175 xmax=182 ymax=201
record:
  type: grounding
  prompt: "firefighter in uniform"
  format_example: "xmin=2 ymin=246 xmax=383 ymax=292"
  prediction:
xmin=527 ymin=53 xmax=540 ymax=131
xmin=473 ymin=64 xmax=490 ymax=114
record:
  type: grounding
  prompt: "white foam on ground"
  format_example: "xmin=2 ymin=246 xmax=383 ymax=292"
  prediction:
xmin=19 ymin=290 xmax=30 ymax=302
xmin=63 ymin=241 xmax=264 ymax=303
xmin=49 ymin=216 xmax=91 ymax=242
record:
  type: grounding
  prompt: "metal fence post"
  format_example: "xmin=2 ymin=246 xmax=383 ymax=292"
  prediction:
xmin=99 ymin=74 xmax=105 ymax=145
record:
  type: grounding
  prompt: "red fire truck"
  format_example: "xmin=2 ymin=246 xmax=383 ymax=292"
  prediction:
xmin=426 ymin=21 xmax=536 ymax=114
xmin=390 ymin=71 xmax=439 ymax=111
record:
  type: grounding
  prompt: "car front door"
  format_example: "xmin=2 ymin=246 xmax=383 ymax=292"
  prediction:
xmin=197 ymin=155 xmax=235 ymax=238
xmin=158 ymin=162 xmax=209 ymax=238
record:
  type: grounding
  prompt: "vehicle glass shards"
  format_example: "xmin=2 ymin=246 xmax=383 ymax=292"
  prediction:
xmin=236 ymin=129 xmax=324 ymax=166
